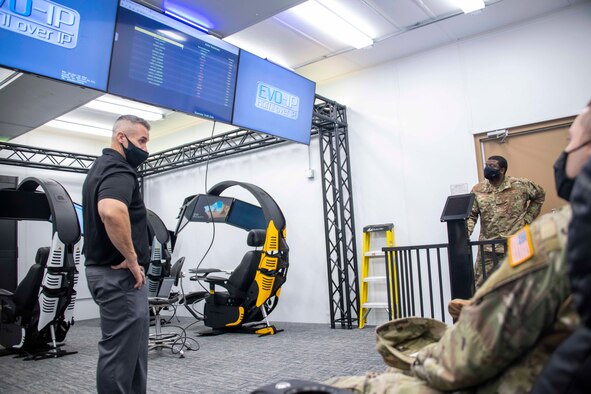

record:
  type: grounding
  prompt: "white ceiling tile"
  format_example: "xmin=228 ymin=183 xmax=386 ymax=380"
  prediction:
xmin=341 ymin=23 xmax=454 ymax=69
xmin=226 ymin=18 xmax=340 ymax=71
xmin=316 ymin=0 xmax=401 ymax=38
xmin=368 ymin=0 xmax=432 ymax=27
xmin=435 ymin=0 xmax=578 ymax=41
xmin=421 ymin=0 xmax=465 ymax=16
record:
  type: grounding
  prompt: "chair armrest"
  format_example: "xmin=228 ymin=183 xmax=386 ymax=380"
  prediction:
xmin=188 ymin=268 xmax=225 ymax=281
xmin=189 ymin=268 xmax=233 ymax=282
xmin=204 ymin=275 xmax=229 ymax=286
xmin=0 ymin=289 xmax=13 ymax=297
xmin=188 ymin=268 xmax=222 ymax=275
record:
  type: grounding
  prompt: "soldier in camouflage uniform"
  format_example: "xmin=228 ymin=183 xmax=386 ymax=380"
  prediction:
xmin=467 ymin=156 xmax=545 ymax=288
xmin=324 ymin=204 xmax=576 ymax=393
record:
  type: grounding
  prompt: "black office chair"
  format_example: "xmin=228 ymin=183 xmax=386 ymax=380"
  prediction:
xmin=184 ymin=228 xmax=287 ymax=335
xmin=0 ymin=247 xmax=49 ymax=349
xmin=148 ymin=257 xmax=185 ymax=356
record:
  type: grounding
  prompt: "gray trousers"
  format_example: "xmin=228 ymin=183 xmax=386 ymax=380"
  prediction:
xmin=86 ymin=266 xmax=149 ymax=394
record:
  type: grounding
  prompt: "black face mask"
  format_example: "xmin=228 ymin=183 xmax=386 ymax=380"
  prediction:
xmin=553 ymin=139 xmax=591 ymax=201
xmin=122 ymin=136 xmax=149 ymax=168
xmin=484 ymin=166 xmax=501 ymax=180
xmin=553 ymin=151 xmax=574 ymax=201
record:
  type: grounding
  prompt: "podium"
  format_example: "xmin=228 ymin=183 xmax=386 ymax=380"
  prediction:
xmin=440 ymin=193 xmax=475 ymax=300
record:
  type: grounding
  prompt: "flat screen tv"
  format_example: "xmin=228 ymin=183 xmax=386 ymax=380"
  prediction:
xmin=108 ymin=0 xmax=239 ymax=123
xmin=232 ymin=50 xmax=316 ymax=145
xmin=0 ymin=0 xmax=118 ymax=91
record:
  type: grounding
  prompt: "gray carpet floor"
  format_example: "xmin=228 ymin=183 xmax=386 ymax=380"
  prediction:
xmin=0 ymin=317 xmax=387 ymax=393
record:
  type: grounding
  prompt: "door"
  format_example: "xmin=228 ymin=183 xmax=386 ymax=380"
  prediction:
xmin=473 ymin=116 xmax=575 ymax=216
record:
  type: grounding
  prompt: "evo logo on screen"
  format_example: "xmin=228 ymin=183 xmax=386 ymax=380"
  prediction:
xmin=255 ymin=82 xmax=300 ymax=120
xmin=0 ymin=0 xmax=79 ymax=48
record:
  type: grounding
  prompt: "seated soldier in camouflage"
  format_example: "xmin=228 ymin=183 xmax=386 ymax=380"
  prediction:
xmin=325 ymin=205 xmax=575 ymax=393
xmin=323 ymin=102 xmax=591 ymax=394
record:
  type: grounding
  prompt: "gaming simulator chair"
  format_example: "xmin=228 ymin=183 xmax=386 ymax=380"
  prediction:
xmin=0 ymin=178 xmax=82 ymax=359
xmin=148 ymin=257 xmax=185 ymax=356
xmin=179 ymin=181 xmax=289 ymax=336
xmin=146 ymin=209 xmax=173 ymax=297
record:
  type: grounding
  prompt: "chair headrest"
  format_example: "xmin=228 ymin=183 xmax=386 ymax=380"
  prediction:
xmin=247 ymin=229 xmax=266 ymax=247
xmin=35 ymin=247 xmax=51 ymax=266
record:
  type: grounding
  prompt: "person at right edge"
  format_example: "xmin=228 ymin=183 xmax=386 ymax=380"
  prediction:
xmin=83 ymin=114 xmax=151 ymax=394
xmin=467 ymin=155 xmax=545 ymax=288
xmin=322 ymin=100 xmax=590 ymax=393
xmin=531 ymin=100 xmax=591 ymax=393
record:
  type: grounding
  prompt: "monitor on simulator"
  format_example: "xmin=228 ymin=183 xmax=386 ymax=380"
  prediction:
xmin=0 ymin=0 xmax=118 ymax=91
xmin=73 ymin=202 xmax=83 ymax=236
xmin=440 ymin=193 xmax=475 ymax=222
xmin=227 ymin=199 xmax=266 ymax=231
xmin=189 ymin=195 xmax=234 ymax=223
xmin=108 ymin=0 xmax=239 ymax=122
xmin=232 ymin=50 xmax=316 ymax=145
xmin=175 ymin=194 xmax=267 ymax=234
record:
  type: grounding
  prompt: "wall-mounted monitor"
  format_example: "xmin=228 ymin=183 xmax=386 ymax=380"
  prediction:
xmin=108 ymin=0 xmax=239 ymax=123
xmin=232 ymin=50 xmax=316 ymax=145
xmin=0 ymin=0 xmax=118 ymax=91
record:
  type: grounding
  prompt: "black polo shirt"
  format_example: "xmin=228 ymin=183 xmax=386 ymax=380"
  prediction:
xmin=83 ymin=148 xmax=149 ymax=268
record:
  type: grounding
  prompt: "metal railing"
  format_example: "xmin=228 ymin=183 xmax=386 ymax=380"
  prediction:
xmin=383 ymin=239 xmax=507 ymax=325
xmin=384 ymin=243 xmax=451 ymax=324
xmin=470 ymin=239 xmax=507 ymax=285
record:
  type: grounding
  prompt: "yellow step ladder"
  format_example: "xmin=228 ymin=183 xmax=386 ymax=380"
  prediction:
xmin=359 ymin=223 xmax=395 ymax=328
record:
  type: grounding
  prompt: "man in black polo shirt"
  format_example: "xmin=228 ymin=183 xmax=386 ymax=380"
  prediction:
xmin=83 ymin=114 xmax=150 ymax=394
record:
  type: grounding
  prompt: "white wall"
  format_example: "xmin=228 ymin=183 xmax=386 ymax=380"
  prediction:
xmin=2 ymin=2 xmax=590 ymax=324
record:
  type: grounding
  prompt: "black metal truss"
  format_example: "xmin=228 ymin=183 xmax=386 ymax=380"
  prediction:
xmin=138 ymin=128 xmax=290 ymax=177
xmin=0 ymin=141 xmax=97 ymax=174
xmin=315 ymin=95 xmax=359 ymax=329
xmin=0 ymin=94 xmax=359 ymax=329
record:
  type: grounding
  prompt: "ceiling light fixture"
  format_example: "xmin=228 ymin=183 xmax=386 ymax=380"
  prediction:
xmin=164 ymin=10 xmax=209 ymax=33
xmin=46 ymin=119 xmax=112 ymax=137
xmin=0 ymin=69 xmax=22 ymax=90
xmin=454 ymin=0 xmax=486 ymax=14
xmin=291 ymin=0 xmax=373 ymax=49
xmin=83 ymin=98 xmax=165 ymax=121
